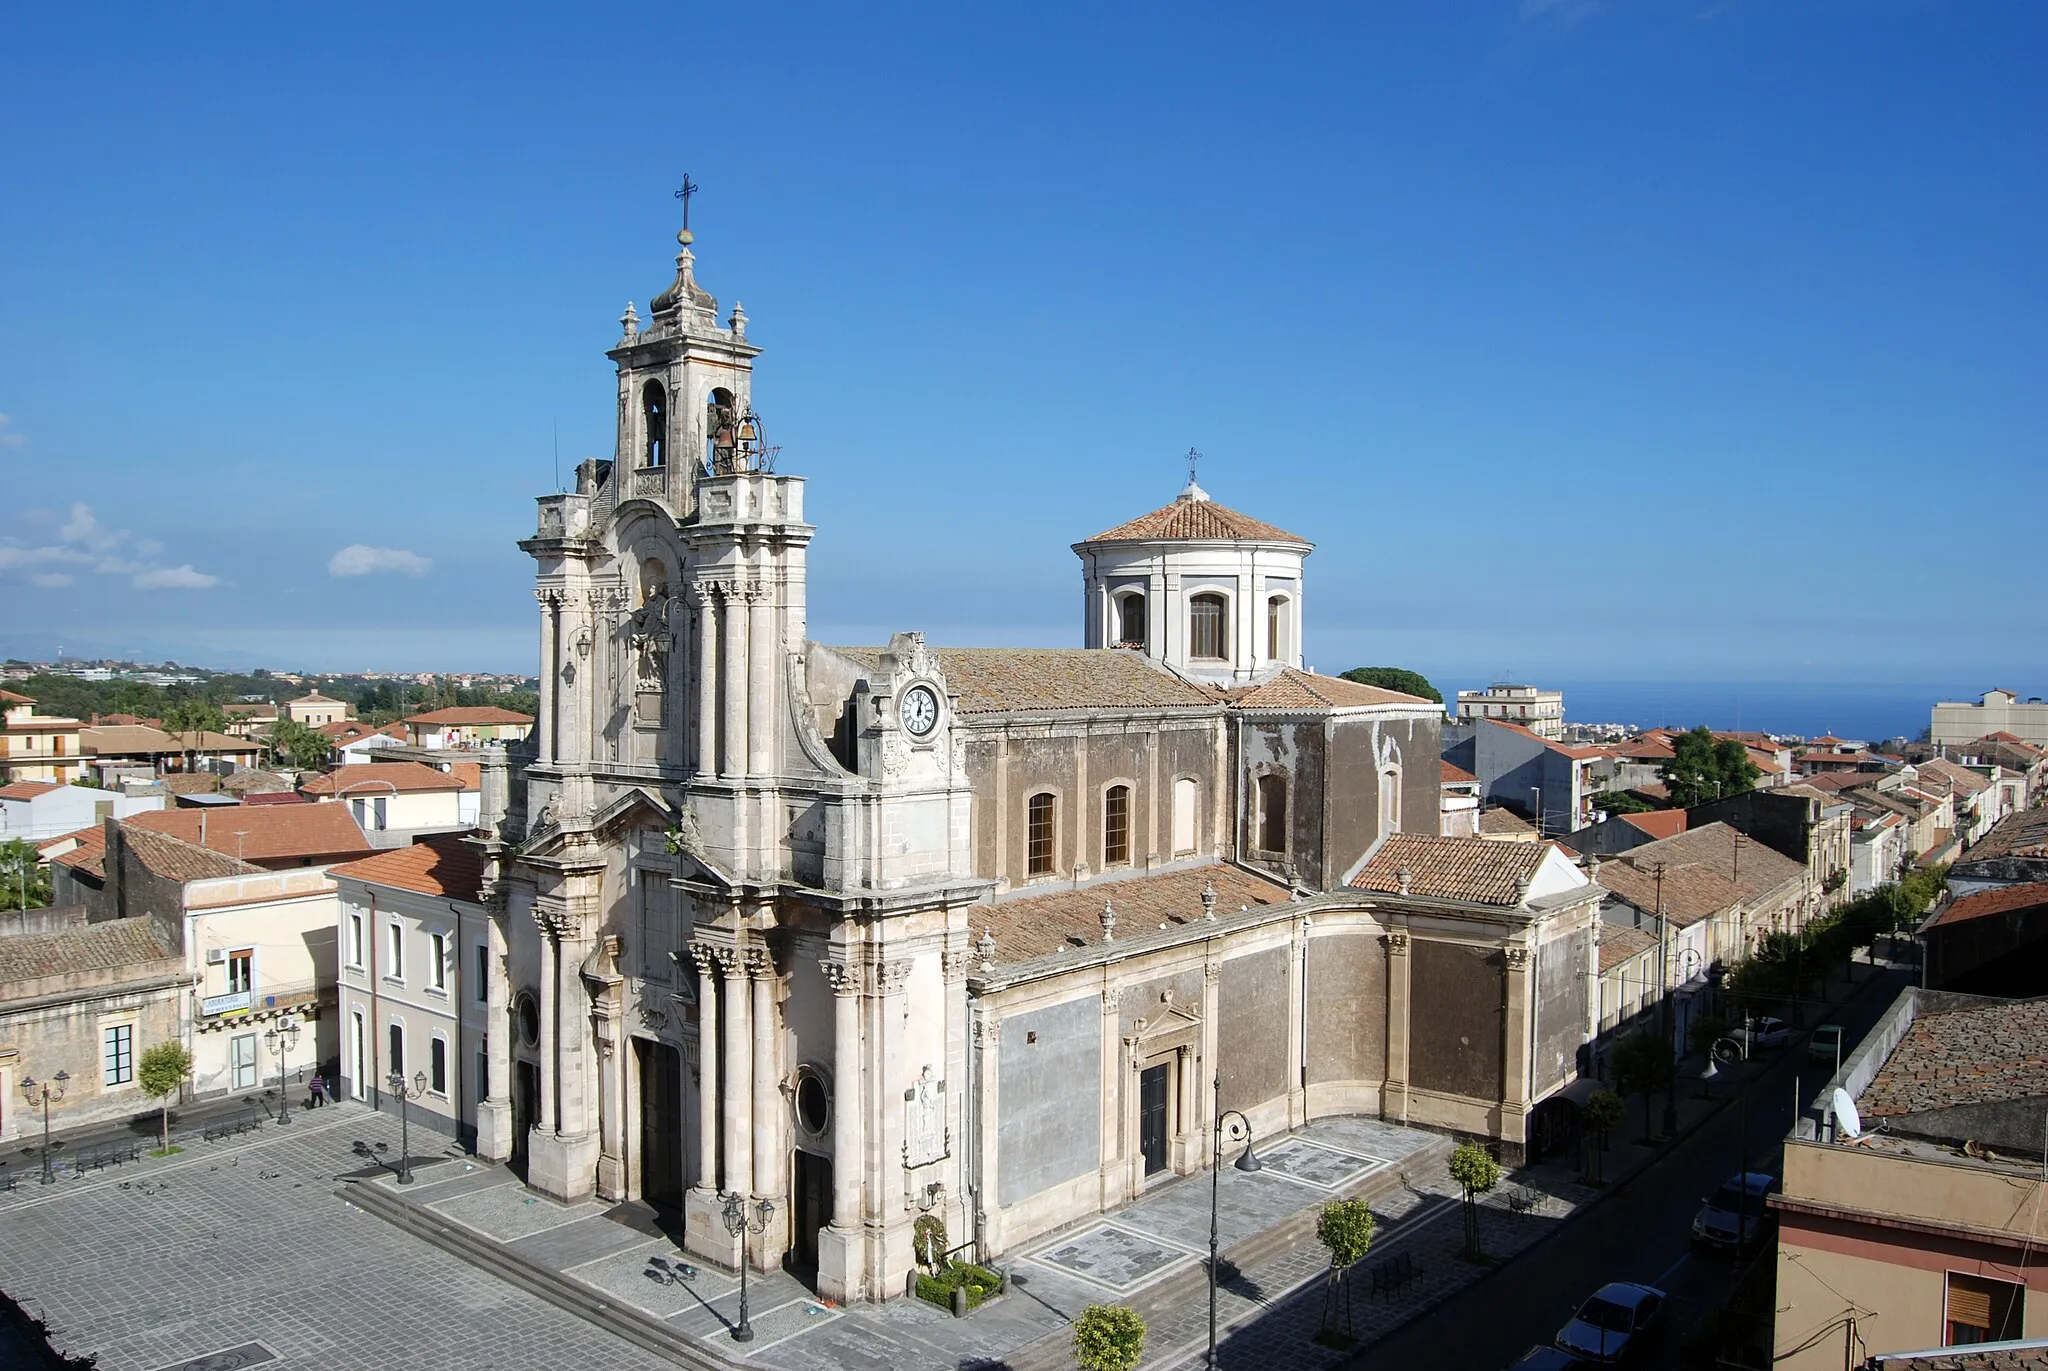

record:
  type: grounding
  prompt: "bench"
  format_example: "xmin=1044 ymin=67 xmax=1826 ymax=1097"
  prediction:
xmin=69 ymin=1139 xmax=143 ymax=1177
xmin=1507 ymin=1184 xmax=1546 ymax=1215
xmin=1367 ymin=1251 xmax=1420 ymax=1298
xmin=201 ymin=1108 xmax=266 ymax=1142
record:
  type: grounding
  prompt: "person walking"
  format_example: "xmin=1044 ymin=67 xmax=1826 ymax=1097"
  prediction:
xmin=308 ymin=1072 xmax=327 ymax=1108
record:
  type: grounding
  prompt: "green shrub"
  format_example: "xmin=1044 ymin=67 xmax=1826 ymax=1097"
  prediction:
xmin=1316 ymin=1198 xmax=1376 ymax=1269
xmin=915 ymin=1259 xmax=1001 ymax=1311
xmin=1073 ymin=1303 xmax=1146 ymax=1371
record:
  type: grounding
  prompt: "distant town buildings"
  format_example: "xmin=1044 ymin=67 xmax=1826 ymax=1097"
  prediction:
xmin=1455 ymin=683 xmax=1565 ymax=739
xmin=1932 ymin=687 xmax=2048 ymax=748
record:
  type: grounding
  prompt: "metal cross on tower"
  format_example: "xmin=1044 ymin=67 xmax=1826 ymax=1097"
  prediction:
xmin=674 ymin=174 xmax=701 ymax=231
xmin=1186 ymin=447 xmax=1202 ymax=485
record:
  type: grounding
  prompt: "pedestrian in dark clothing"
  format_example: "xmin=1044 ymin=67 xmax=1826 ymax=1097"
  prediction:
xmin=308 ymin=1074 xmax=327 ymax=1107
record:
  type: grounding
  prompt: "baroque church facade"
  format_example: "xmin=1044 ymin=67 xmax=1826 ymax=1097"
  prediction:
xmin=469 ymin=220 xmax=1603 ymax=1304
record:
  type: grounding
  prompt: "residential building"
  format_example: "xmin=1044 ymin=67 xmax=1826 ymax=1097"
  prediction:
xmin=285 ymin=693 xmax=351 ymax=728
xmin=1560 ymin=806 xmax=1688 ymax=859
xmin=400 ymin=707 xmax=533 ymax=750
xmin=0 ymin=907 xmax=185 ymax=1140
xmin=298 ymin=760 xmax=480 ymax=846
xmin=1920 ymin=882 xmax=2048 ymax=997
xmin=0 ymin=691 xmax=86 ymax=785
xmin=1851 ymin=809 xmax=1912 ymax=898
xmin=1440 ymin=759 xmax=1481 ymax=837
xmin=1593 ymin=922 xmax=1659 ymax=1036
xmin=1948 ymin=809 xmax=2048 ymax=897
xmin=1932 ymin=689 xmax=2048 ymax=749
xmin=81 ymin=724 xmax=262 ymax=779
xmin=1908 ymin=758 xmax=2010 ymax=850
xmin=1774 ymin=990 xmax=2048 ymax=1368
xmin=1455 ymin=684 xmax=1565 ymax=740
xmin=1692 ymin=784 xmax=1855 ymax=911
xmin=46 ymin=804 xmax=372 ymax=888
xmin=1957 ymin=734 xmax=2048 ymax=811
xmin=333 ymin=833 xmax=489 ymax=1146
xmin=321 ymin=719 xmax=407 ymax=764
xmin=222 ymin=702 xmax=280 ymax=739
xmin=0 ymin=781 xmax=164 ymax=843
xmin=1443 ymin=718 xmax=1615 ymax=836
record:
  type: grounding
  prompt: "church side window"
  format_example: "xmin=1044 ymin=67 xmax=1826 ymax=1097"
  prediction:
xmin=1171 ymin=777 xmax=1198 ymax=856
xmin=641 ymin=380 xmax=667 ymax=468
xmin=1257 ymin=774 xmax=1288 ymax=853
xmin=1026 ymin=793 xmax=1056 ymax=877
xmin=1189 ymin=594 xmax=1227 ymax=661
xmin=1103 ymin=785 xmax=1131 ymax=866
xmin=1267 ymin=596 xmax=1288 ymax=661
xmin=1116 ymin=594 xmax=1147 ymax=650
xmin=1379 ymin=767 xmax=1402 ymax=837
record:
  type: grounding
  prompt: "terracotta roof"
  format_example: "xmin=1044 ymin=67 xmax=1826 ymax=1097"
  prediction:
xmin=45 ymin=825 xmax=107 ymax=878
xmin=1978 ymin=732 xmax=2047 ymax=759
xmin=1350 ymin=833 xmax=1558 ymax=906
xmin=1221 ymin=668 xmax=1429 ymax=710
xmin=1860 ymin=996 xmax=2048 ymax=1120
xmin=125 ymin=804 xmax=372 ymax=866
xmin=5 ymin=716 xmax=80 ymax=732
xmin=1598 ymin=923 xmax=1657 ymax=972
xmin=1868 ymin=1344 xmax=2048 ymax=1371
xmin=0 ymin=689 xmax=34 ymax=704
xmin=89 ymin=713 xmax=155 ymax=727
xmin=1619 ymin=810 xmax=1686 ymax=840
xmin=1079 ymin=490 xmax=1309 ymax=547
xmin=1478 ymin=806 xmax=1535 ymax=837
xmin=0 ymin=780 xmax=64 ymax=801
xmin=224 ymin=702 xmax=278 ymax=718
xmin=1593 ymin=821 xmax=1806 ymax=927
xmin=330 ymin=831 xmax=485 ymax=901
xmin=1960 ymin=809 xmax=2048 ymax=864
xmin=219 ymin=767 xmax=296 ymax=795
xmin=1631 ymin=781 xmax=1671 ymax=801
xmin=120 ymin=825 xmax=262 ymax=881
xmin=404 ymin=706 xmax=534 ymax=726
xmin=299 ymin=760 xmax=471 ymax=796
xmin=1927 ymin=882 xmax=2048 ymax=931
xmin=83 ymin=724 xmax=257 ymax=756
xmin=0 ymin=916 xmax=179 ymax=985
xmin=1440 ymin=760 xmax=1478 ymax=785
xmin=1611 ymin=736 xmax=1676 ymax=761
xmin=832 ymin=647 xmax=1218 ymax=716
xmin=289 ymin=692 xmax=345 ymax=705
xmin=977 ymin=864 xmax=1288 ymax=964
xmin=1914 ymin=758 xmax=1991 ymax=797
xmin=160 ymin=774 xmax=220 ymax=795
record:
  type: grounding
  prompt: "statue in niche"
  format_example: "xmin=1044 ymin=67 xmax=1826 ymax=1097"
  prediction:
xmin=903 ymin=1065 xmax=948 ymax=1168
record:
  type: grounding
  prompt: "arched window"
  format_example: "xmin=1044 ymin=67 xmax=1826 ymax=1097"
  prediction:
xmin=1258 ymin=774 xmax=1288 ymax=852
xmin=706 ymin=387 xmax=737 ymax=471
xmin=1172 ymin=777 xmax=1198 ymax=856
xmin=641 ymin=381 xmax=667 ymax=468
xmin=1189 ymin=593 xmax=1227 ymax=661
xmin=1103 ymin=784 xmax=1131 ymax=866
xmin=1116 ymin=594 xmax=1147 ymax=650
xmin=388 ymin=1022 xmax=405 ymax=1079
xmin=1379 ymin=767 xmax=1402 ymax=838
xmin=1267 ymin=596 xmax=1288 ymax=661
xmin=1026 ymin=793 xmax=1056 ymax=876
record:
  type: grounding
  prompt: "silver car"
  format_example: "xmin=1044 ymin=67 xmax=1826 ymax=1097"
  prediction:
xmin=1693 ymin=1171 xmax=1777 ymax=1253
xmin=1556 ymin=1282 xmax=1665 ymax=1364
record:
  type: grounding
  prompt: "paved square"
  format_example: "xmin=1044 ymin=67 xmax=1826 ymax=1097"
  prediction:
xmin=1254 ymin=1137 xmax=1389 ymax=1191
xmin=1025 ymin=1221 xmax=1199 ymax=1293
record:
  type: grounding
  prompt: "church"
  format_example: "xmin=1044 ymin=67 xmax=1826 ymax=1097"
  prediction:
xmin=466 ymin=213 xmax=1601 ymax=1305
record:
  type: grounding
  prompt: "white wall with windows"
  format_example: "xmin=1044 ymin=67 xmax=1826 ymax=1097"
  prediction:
xmin=180 ymin=868 xmax=339 ymax=1105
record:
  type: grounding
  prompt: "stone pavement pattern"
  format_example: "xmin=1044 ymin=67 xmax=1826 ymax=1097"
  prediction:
xmin=0 ymin=1105 xmax=677 ymax=1371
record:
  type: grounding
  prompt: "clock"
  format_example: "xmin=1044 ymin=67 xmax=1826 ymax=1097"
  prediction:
xmin=900 ymin=684 xmax=940 ymax=738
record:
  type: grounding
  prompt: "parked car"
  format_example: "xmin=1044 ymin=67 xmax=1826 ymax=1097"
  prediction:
xmin=1693 ymin=1171 xmax=1778 ymax=1253
xmin=1808 ymin=1023 xmax=1847 ymax=1067
xmin=1714 ymin=1017 xmax=1789 ymax=1061
xmin=1556 ymin=1282 xmax=1666 ymax=1364
xmin=1508 ymin=1346 xmax=1587 ymax=1369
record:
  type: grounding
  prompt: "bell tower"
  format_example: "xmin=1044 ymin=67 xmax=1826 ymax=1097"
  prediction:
xmin=607 ymin=185 xmax=760 ymax=520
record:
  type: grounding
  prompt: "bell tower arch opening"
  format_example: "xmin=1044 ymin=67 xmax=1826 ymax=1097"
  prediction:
xmin=641 ymin=380 xmax=668 ymax=468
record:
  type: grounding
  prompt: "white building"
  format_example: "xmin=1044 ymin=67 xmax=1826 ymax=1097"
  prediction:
xmin=1932 ymin=689 xmax=2048 ymax=749
xmin=300 ymin=760 xmax=480 ymax=846
xmin=1456 ymin=684 xmax=1566 ymax=740
xmin=0 ymin=781 xmax=164 ymax=842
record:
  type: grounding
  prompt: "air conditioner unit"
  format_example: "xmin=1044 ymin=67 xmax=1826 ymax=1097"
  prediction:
xmin=206 ymin=948 xmax=227 ymax=965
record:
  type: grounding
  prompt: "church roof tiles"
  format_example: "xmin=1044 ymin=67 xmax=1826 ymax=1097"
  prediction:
xmin=831 ymin=647 xmax=1218 ymax=716
xmin=1220 ymin=668 xmax=1430 ymax=710
xmin=1078 ymin=493 xmax=1309 ymax=547
xmin=976 ymin=864 xmax=1289 ymax=964
xmin=1349 ymin=833 xmax=1557 ymax=906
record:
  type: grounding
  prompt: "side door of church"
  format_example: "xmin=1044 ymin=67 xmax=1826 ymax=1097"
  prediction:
xmin=1138 ymin=1064 xmax=1170 ymax=1176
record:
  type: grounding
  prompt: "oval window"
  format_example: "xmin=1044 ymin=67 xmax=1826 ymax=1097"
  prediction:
xmin=795 ymin=1072 xmax=829 ymax=1135
xmin=516 ymin=993 xmax=541 ymax=1048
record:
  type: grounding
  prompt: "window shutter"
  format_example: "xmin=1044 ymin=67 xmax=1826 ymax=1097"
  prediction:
xmin=1947 ymin=1280 xmax=1991 ymax=1330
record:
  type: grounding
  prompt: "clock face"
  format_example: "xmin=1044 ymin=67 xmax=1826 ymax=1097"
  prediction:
xmin=901 ymin=684 xmax=940 ymax=738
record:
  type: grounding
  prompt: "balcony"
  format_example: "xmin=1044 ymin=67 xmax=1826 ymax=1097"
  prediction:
xmin=196 ymin=980 xmax=328 ymax=1024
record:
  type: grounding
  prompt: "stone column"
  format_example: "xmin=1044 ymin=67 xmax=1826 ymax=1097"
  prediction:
xmin=1287 ymin=916 xmax=1309 ymax=1128
xmin=816 ymin=959 xmax=865 ymax=1303
xmin=476 ymin=907 xmax=515 ymax=1161
xmin=693 ymin=589 xmax=716 ymax=776
xmin=691 ymin=947 xmax=721 ymax=1192
xmin=869 ymin=959 xmax=913 ymax=1301
xmin=747 ymin=586 xmax=776 ymax=775
xmin=1502 ymin=945 xmax=1532 ymax=1158
xmin=535 ymin=590 xmax=560 ymax=764
xmin=535 ymin=911 xmax=558 ymax=1132
xmin=1383 ymin=931 xmax=1410 ymax=1123
xmin=749 ymin=946 xmax=780 ymax=1201
xmin=721 ymin=946 xmax=753 ymax=1198
xmin=719 ymin=589 xmax=747 ymax=779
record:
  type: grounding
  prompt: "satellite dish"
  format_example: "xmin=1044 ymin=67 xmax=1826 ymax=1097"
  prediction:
xmin=1832 ymin=1087 xmax=1863 ymax=1140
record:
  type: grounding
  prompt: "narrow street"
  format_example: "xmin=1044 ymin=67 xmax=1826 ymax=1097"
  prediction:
xmin=1342 ymin=964 xmax=1910 ymax=1371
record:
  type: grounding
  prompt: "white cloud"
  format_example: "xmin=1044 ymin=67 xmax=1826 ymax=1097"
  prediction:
xmin=0 ymin=502 xmax=220 ymax=589
xmin=0 ymin=415 xmax=22 ymax=448
xmin=133 ymin=564 xmax=221 ymax=590
xmin=329 ymin=544 xmax=433 ymax=578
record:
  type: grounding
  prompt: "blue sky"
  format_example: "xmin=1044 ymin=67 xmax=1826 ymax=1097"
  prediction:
xmin=2 ymin=2 xmax=2042 ymax=699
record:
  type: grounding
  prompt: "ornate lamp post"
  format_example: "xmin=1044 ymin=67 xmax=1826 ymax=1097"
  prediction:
xmin=1207 ymin=1073 xmax=1262 ymax=1371
xmin=1701 ymin=1043 xmax=1756 ymax=1247
xmin=386 ymin=1070 xmax=429 ymax=1183
xmin=264 ymin=1015 xmax=300 ymax=1125
xmin=19 ymin=1072 xmax=69 ymax=1184
xmin=719 ymin=1191 xmax=775 ymax=1342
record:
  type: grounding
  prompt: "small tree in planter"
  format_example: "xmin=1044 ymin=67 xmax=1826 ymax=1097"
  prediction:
xmin=1313 ymin=1197 xmax=1376 ymax=1345
xmin=1448 ymin=1142 xmax=1502 ymax=1260
xmin=1073 ymin=1303 xmax=1146 ymax=1371
xmin=137 ymin=1041 xmax=193 ymax=1155
xmin=1583 ymin=1090 xmax=1625 ymax=1184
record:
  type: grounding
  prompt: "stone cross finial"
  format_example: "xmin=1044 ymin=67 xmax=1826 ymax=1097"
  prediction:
xmin=619 ymin=301 xmax=639 ymax=337
xmin=976 ymin=926 xmax=997 ymax=969
xmin=1100 ymin=900 xmax=1117 ymax=943
xmin=1397 ymin=865 xmax=1413 ymax=895
xmin=1201 ymin=880 xmax=1218 ymax=921
xmin=728 ymin=300 xmax=747 ymax=338
xmin=1515 ymin=875 xmax=1533 ymax=905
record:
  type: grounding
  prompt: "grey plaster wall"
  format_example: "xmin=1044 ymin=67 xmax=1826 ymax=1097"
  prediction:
xmin=1532 ymin=928 xmax=1591 ymax=1098
xmin=1409 ymin=939 xmax=1504 ymax=1101
xmin=1306 ymin=933 xmax=1387 ymax=1084
xmin=997 ymin=995 xmax=1102 ymax=1206
xmin=1217 ymin=947 xmax=1289 ymax=1108
xmin=1119 ymin=968 xmax=1206 ymax=1035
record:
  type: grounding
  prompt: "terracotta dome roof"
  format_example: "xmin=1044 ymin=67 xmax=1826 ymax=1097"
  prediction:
xmin=1078 ymin=484 xmax=1309 ymax=547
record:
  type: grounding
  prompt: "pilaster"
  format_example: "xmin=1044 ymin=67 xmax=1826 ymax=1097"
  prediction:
xmin=1383 ymin=931 xmax=1411 ymax=1124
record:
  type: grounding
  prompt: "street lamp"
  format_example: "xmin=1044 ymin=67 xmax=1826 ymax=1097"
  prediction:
xmin=1700 ymin=1043 xmax=1757 ymax=1248
xmin=1207 ymin=1073 xmax=1263 ymax=1371
xmin=19 ymin=1072 xmax=69 ymax=1183
xmin=386 ymin=1069 xmax=429 ymax=1183
xmin=718 ymin=1190 xmax=775 ymax=1342
xmin=264 ymin=1015 xmax=300 ymax=1125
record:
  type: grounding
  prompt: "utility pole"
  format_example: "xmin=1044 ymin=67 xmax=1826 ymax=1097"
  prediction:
xmin=1653 ymin=861 xmax=1678 ymax=1136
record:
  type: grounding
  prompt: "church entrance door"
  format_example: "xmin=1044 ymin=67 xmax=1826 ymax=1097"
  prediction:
xmin=513 ymin=1060 xmax=540 ymax=1180
xmin=1139 ymin=1064 xmax=1170 ymax=1176
xmin=789 ymin=1150 xmax=831 ymax=1280
xmin=637 ymin=1039 xmax=685 ymax=1210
